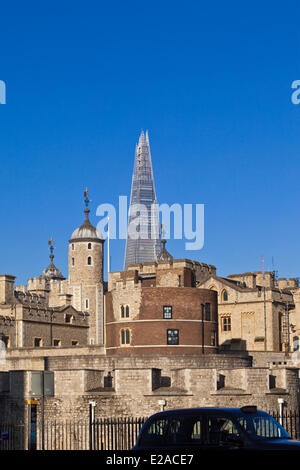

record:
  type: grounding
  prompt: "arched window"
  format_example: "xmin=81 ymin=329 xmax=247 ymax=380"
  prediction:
xmin=121 ymin=305 xmax=125 ymax=318
xmin=121 ymin=329 xmax=125 ymax=344
xmin=72 ymin=258 xmax=75 ymax=266
xmin=125 ymin=305 xmax=130 ymax=318
xmin=125 ymin=329 xmax=130 ymax=344
xmin=87 ymin=256 xmax=92 ymax=265
xmin=88 ymin=243 xmax=92 ymax=250
xmin=222 ymin=290 xmax=228 ymax=301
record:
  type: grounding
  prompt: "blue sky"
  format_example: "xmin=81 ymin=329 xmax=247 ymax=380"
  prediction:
xmin=0 ymin=0 xmax=300 ymax=284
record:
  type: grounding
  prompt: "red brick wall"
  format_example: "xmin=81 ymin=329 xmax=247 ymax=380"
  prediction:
xmin=105 ymin=287 xmax=218 ymax=355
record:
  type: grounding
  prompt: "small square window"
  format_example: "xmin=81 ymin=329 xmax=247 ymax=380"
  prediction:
xmin=34 ymin=338 xmax=42 ymax=347
xmin=53 ymin=339 xmax=61 ymax=347
xmin=222 ymin=317 xmax=231 ymax=332
xmin=163 ymin=306 xmax=172 ymax=319
xmin=1 ymin=336 xmax=10 ymax=348
xmin=167 ymin=329 xmax=179 ymax=345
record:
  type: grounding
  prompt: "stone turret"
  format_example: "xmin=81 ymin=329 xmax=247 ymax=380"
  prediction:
xmin=68 ymin=189 xmax=104 ymax=345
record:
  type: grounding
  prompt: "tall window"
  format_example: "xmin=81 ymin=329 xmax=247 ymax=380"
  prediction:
xmin=167 ymin=329 xmax=179 ymax=345
xmin=211 ymin=332 xmax=217 ymax=346
xmin=222 ymin=290 xmax=228 ymax=301
xmin=88 ymin=243 xmax=92 ymax=249
xmin=85 ymin=299 xmax=89 ymax=310
xmin=163 ymin=306 xmax=172 ymax=319
xmin=205 ymin=303 xmax=211 ymax=321
xmin=72 ymin=257 xmax=75 ymax=266
xmin=71 ymin=244 xmax=75 ymax=251
xmin=121 ymin=305 xmax=125 ymax=318
xmin=125 ymin=305 xmax=130 ymax=318
xmin=222 ymin=316 xmax=231 ymax=332
xmin=121 ymin=329 xmax=130 ymax=345
xmin=87 ymin=256 xmax=92 ymax=265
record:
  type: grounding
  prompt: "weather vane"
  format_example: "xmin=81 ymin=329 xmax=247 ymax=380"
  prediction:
xmin=48 ymin=237 xmax=55 ymax=259
xmin=84 ymin=187 xmax=91 ymax=208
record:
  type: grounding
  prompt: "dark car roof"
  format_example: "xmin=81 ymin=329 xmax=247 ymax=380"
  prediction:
xmin=146 ymin=407 xmax=268 ymax=419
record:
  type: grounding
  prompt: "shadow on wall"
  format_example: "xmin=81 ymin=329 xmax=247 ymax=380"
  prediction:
xmin=220 ymin=339 xmax=248 ymax=352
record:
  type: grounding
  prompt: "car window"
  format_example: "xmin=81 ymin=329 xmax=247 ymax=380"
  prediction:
xmin=140 ymin=415 xmax=203 ymax=447
xmin=207 ymin=417 xmax=241 ymax=445
xmin=140 ymin=418 xmax=168 ymax=446
xmin=167 ymin=417 xmax=202 ymax=445
xmin=237 ymin=414 xmax=290 ymax=439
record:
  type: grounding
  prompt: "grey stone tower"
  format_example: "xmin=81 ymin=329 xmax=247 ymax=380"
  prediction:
xmin=69 ymin=190 xmax=104 ymax=345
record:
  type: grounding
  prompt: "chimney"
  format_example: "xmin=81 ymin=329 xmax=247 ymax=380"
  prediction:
xmin=0 ymin=275 xmax=16 ymax=304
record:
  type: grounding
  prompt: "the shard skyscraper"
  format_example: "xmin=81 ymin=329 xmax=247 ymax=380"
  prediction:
xmin=124 ymin=130 xmax=161 ymax=270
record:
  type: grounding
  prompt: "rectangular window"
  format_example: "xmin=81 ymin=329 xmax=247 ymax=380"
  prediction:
xmin=205 ymin=303 xmax=211 ymax=321
xmin=85 ymin=299 xmax=89 ymax=309
xmin=72 ymin=341 xmax=78 ymax=346
xmin=71 ymin=257 xmax=75 ymax=266
xmin=2 ymin=336 xmax=10 ymax=348
xmin=65 ymin=314 xmax=73 ymax=323
xmin=34 ymin=338 xmax=42 ymax=347
xmin=121 ymin=329 xmax=130 ymax=345
xmin=167 ymin=329 xmax=179 ymax=345
xmin=222 ymin=317 xmax=231 ymax=332
xmin=163 ymin=306 xmax=172 ymax=319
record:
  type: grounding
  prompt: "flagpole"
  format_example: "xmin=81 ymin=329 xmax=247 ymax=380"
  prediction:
xmin=107 ymin=216 xmax=110 ymax=274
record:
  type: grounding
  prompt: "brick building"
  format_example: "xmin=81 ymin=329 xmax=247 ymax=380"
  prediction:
xmin=106 ymin=245 xmax=218 ymax=355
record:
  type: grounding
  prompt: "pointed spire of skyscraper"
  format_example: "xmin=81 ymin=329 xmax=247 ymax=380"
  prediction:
xmin=124 ymin=131 xmax=161 ymax=269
